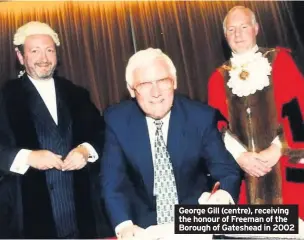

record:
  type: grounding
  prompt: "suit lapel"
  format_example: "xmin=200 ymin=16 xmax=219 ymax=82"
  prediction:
xmin=129 ymin=96 xmax=187 ymax=200
xmin=129 ymin=102 xmax=154 ymax=200
xmin=54 ymin=79 xmax=72 ymax=139
xmin=167 ymin=96 xmax=186 ymax=191
xmin=22 ymin=76 xmax=58 ymax=134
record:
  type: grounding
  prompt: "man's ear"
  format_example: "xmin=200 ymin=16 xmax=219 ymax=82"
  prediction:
xmin=254 ymin=23 xmax=259 ymax=37
xmin=173 ymin=78 xmax=177 ymax=90
xmin=15 ymin=47 xmax=24 ymax=65
xmin=127 ymin=83 xmax=136 ymax=98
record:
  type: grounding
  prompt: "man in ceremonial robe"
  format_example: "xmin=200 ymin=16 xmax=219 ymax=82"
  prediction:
xmin=0 ymin=21 xmax=108 ymax=238
xmin=208 ymin=6 xmax=304 ymax=218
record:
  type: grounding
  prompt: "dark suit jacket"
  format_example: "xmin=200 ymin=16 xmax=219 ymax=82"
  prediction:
xmin=101 ymin=94 xmax=241 ymax=229
xmin=0 ymin=75 xmax=111 ymax=238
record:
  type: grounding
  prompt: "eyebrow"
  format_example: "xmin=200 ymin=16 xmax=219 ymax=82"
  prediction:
xmin=140 ymin=77 xmax=170 ymax=83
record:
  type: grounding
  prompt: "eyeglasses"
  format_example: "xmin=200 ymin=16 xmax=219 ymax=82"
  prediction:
xmin=133 ymin=78 xmax=174 ymax=95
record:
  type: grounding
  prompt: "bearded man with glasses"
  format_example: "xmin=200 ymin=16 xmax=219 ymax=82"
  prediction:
xmin=101 ymin=48 xmax=241 ymax=239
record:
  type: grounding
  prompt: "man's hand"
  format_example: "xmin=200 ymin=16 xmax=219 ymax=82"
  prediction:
xmin=198 ymin=189 xmax=234 ymax=205
xmin=27 ymin=150 xmax=63 ymax=170
xmin=62 ymin=145 xmax=89 ymax=171
xmin=237 ymin=152 xmax=271 ymax=177
xmin=257 ymin=144 xmax=282 ymax=169
xmin=117 ymin=224 xmax=144 ymax=239
xmin=142 ymin=223 xmax=174 ymax=240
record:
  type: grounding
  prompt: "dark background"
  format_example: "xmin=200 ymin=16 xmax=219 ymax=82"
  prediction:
xmin=0 ymin=1 xmax=303 ymax=111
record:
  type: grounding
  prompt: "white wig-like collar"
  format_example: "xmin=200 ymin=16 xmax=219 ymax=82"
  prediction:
xmin=13 ymin=21 xmax=60 ymax=46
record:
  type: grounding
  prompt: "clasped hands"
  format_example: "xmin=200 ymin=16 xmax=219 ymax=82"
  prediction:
xmin=237 ymin=144 xmax=282 ymax=177
xmin=27 ymin=145 xmax=89 ymax=171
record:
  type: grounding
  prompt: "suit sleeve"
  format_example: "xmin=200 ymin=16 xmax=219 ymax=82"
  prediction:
xmin=200 ymin=109 xmax=242 ymax=202
xmin=71 ymin=87 xmax=105 ymax=156
xmin=101 ymin=113 xmax=132 ymax=228
xmin=0 ymin=92 xmax=22 ymax=173
xmin=208 ymin=70 xmax=229 ymax=130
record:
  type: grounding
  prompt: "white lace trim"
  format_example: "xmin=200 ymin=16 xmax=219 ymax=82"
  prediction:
xmin=227 ymin=51 xmax=272 ymax=97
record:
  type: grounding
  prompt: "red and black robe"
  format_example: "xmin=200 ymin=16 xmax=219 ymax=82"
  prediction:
xmin=208 ymin=47 xmax=304 ymax=218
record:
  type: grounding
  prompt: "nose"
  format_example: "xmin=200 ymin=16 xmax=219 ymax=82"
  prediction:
xmin=234 ymin=28 xmax=242 ymax=38
xmin=40 ymin=51 xmax=48 ymax=62
xmin=150 ymin=82 xmax=161 ymax=97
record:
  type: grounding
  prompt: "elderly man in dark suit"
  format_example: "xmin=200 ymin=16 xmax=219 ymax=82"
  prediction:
xmin=101 ymin=48 xmax=242 ymax=239
xmin=0 ymin=21 xmax=109 ymax=238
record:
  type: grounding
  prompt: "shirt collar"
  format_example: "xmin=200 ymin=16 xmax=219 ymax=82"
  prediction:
xmin=27 ymin=74 xmax=54 ymax=85
xmin=146 ymin=111 xmax=171 ymax=126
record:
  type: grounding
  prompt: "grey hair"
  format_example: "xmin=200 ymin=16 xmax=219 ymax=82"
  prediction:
xmin=125 ymin=48 xmax=177 ymax=87
xmin=223 ymin=6 xmax=257 ymax=33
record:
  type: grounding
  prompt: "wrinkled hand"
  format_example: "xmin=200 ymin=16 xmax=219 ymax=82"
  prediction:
xmin=198 ymin=189 xmax=235 ymax=205
xmin=28 ymin=150 xmax=63 ymax=170
xmin=62 ymin=145 xmax=89 ymax=171
xmin=237 ymin=152 xmax=271 ymax=177
xmin=117 ymin=224 xmax=145 ymax=240
xmin=257 ymin=144 xmax=281 ymax=169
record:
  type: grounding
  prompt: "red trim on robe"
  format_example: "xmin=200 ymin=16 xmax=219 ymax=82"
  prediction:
xmin=208 ymin=48 xmax=304 ymax=218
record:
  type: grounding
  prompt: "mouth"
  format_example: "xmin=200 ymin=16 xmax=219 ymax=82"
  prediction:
xmin=150 ymin=99 xmax=164 ymax=104
xmin=36 ymin=63 xmax=51 ymax=68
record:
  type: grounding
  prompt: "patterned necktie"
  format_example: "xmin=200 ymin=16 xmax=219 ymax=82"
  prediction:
xmin=153 ymin=120 xmax=179 ymax=225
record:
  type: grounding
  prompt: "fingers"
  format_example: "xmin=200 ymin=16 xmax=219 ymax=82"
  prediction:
xmin=62 ymin=161 xmax=76 ymax=171
xmin=30 ymin=149 xmax=86 ymax=171
xmin=242 ymin=154 xmax=271 ymax=177
xmin=133 ymin=225 xmax=145 ymax=238
xmin=207 ymin=191 xmax=225 ymax=205
xmin=119 ymin=225 xmax=143 ymax=239
xmin=62 ymin=152 xmax=74 ymax=169
xmin=46 ymin=152 xmax=62 ymax=170
xmin=62 ymin=156 xmax=77 ymax=171
xmin=121 ymin=230 xmax=133 ymax=239
xmin=52 ymin=157 xmax=64 ymax=170
xmin=248 ymin=166 xmax=267 ymax=177
xmin=249 ymin=165 xmax=268 ymax=177
xmin=39 ymin=164 xmax=49 ymax=170
xmin=207 ymin=190 xmax=233 ymax=205
xmin=252 ymin=159 xmax=271 ymax=177
xmin=198 ymin=192 xmax=211 ymax=204
xmin=35 ymin=152 xmax=62 ymax=170
xmin=62 ymin=151 xmax=86 ymax=171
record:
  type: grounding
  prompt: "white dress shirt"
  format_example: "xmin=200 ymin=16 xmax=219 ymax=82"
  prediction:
xmin=9 ymin=76 xmax=98 ymax=174
xmin=115 ymin=111 xmax=171 ymax=236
